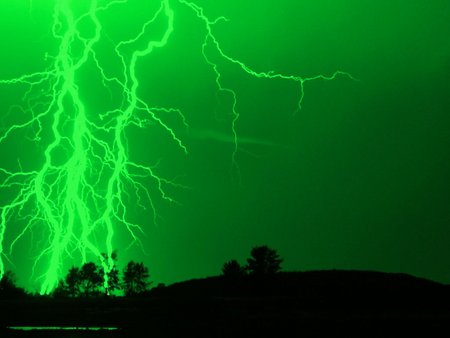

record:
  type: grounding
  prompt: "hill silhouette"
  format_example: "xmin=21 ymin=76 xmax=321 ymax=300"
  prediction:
xmin=151 ymin=270 xmax=449 ymax=307
xmin=1 ymin=270 xmax=449 ymax=336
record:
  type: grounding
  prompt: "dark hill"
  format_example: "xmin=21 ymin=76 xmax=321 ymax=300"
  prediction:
xmin=1 ymin=270 xmax=449 ymax=337
xmin=152 ymin=270 xmax=448 ymax=308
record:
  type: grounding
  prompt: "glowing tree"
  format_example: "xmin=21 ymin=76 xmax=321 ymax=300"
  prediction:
xmin=0 ymin=0 xmax=352 ymax=294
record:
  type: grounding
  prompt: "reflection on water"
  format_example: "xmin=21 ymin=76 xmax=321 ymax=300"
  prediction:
xmin=5 ymin=327 xmax=121 ymax=337
xmin=9 ymin=327 xmax=119 ymax=331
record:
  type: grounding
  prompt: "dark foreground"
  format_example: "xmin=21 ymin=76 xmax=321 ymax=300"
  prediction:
xmin=1 ymin=271 xmax=449 ymax=337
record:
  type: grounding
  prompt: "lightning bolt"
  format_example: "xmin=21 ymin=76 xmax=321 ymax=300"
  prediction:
xmin=0 ymin=0 xmax=353 ymax=294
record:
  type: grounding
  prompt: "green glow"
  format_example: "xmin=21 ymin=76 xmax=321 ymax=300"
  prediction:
xmin=8 ymin=326 xmax=119 ymax=331
xmin=188 ymin=128 xmax=287 ymax=148
xmin=0 ymin=0 xmax=352 ymax=294
xmin=180 ymin=0 xmax=354 ymax=179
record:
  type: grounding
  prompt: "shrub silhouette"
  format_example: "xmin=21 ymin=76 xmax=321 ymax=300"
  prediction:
xmin=222 ymin=259 xmax=246 ymax=277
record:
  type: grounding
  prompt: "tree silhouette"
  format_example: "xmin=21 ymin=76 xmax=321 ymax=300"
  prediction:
xmin=0 ymin=271 xmax=16 ymax=290
xmin=79 ymin=262 xmax=103 ymax=297
xmin=0 ymin=271 xmax=26 ymax=298
xmin=66 ymin=266 xmax=81 ymax=297
xmin=105 ymin=267 xmax=120 ymax=295
xmin=101 ymin=251 xmax=120 ymax=295
xmin=123 ymin=261 xmax=151 ymax=296
xmin=222 ymin=259 xmax=246 ymax=277
xmin=53 ymin=280 xmax=69 ymax=298
xmin=246 ymin=245 xmax=283 ymax=275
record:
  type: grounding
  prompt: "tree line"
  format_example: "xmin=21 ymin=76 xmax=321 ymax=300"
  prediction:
xmin=54 ymin=254 xmax=151 ymax=297
xmin=0 ymin=245 xmax=283 ymax=298
xmin=222 ymin=245 xmax=283 ymax=277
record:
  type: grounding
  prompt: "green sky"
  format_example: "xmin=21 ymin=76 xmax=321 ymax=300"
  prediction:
xmin=1 ymin=0 xmax=450 ymax=292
